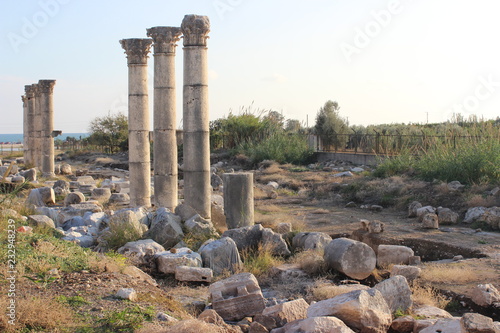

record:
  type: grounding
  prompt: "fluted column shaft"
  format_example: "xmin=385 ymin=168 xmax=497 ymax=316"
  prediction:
xmin=33 ymin=84 xmax=42 ymax=169
xmin=181 ymin=15 xmax=211 ymax=219
xmin=24 ymin=85 xmax=36 ymax=166
xmin=120 ymin=38 xmax=153 ymax=207
xmin=38 ymin=79 xmax=56 ymax=177
xmin=21 ymin=95 xmax=29 ymax=163
xmin=147 ymin=26 xmax=182 ymax=210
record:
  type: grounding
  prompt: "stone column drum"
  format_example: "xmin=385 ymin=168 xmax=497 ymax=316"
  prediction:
xmin=33 ymin=84 xmax=42 ymax=168
xmin=24 ymin=85 xmax=36 ymax=166
xmin=120 ymin=38 xmax=153 ymax=207
xmin=38 ymin=79 xmax=56 ymax=177
xmin=181 ymin=14 xmax=211 ymax=219
xmin=21 ymin=94 xmax=28 ymax=163
xmin=147 ymin=26 xmax=182 ymax=210
xmin=223 ymin=173 xmax=254 ymax=229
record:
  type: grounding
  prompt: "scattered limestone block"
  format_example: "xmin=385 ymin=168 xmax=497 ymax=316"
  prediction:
xmin=209 ymin=272 xmax=266 ymax=321
xmin=262 ymin=298 xmax=309 ymax=327
xmin=122 ymin=265 xmax=157 ymax=286
xmin=324 ymin=238 xmax=376 ymax=280
xmin=26 ymin=187 xmax=55 ymax=207
xmin=360 ymin=219 xmax=385 ymax=233
xmin=199 ymin=237 xmax=242 ymax=275
xmin=108 ymin=193 xmax=130 ymax=206
xmin=91 ymin=188 xmax=112 ymax=203
xmin=292 ymin=232 xmax=332 ymax=251
xmin=372 ymin=275 xmax=413 ymax=313
xmin=460 ymin=313 xmax=496 ymax=333
xmin=408 ymin=201 xmax=423 ymax=217
xmin=64 ymin=192 xmax=85 ymax=206
xmin=273 ymin=317 xmax=355 ymax=333
xmin=28 ymin=215 xmax=55 ymax=229
xmin=470 ymin=284 xmax=500 ymax=307
xmin=155 ymin=247 xmax=202 ymax=274
xmin=377 ymin=244 xmax=414 ymax=267
xmin=419 ymin=318 xmax=462 ymax=333
xmin=307 ymin=289 xmax=392 ymax=333
xmin=276 ymin=223 xmax=292 ymax=234
xmin=417 ymin=206 xmax=436 ymax=220
xmin=175 ymin=266 xmax=213 ymax=282
xmin=390 ymin=315 xmax=415 ymax=333
xmin=422 ymin=213 xmax=439 ymax=229
xmin=185 ymin=214 xmax=217 ymax=236
xmin=262 ymin=228 xmax=291 ymax=256
xmin=412 ymin=305 xmax=453 ymax=319
xmin=198 ymin=309 xmax=225 ymax=326
xmin=222 ymin=224 xmax=264 ymax=251
xmin=118 ymin=239 xmax=165 ymax=264
xmin=156 ymin=312 xmax=178 ymax=322
xmin=390 ymin=265 xmax=421 ymax=282
xmin=116 ymin=288 xmax=137 ymax=301
xmin=437 ymin=207 xmax=459 ymax=225
xmin=145 ymin=208 xmax=184 ymax=249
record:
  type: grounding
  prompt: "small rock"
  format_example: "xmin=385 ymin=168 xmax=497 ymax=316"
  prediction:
xmin=156 ymin=312 xmax=178 ymax=322
xmin=470 ymin=284 xmax=500 ymax=307
xmin=116 ymin=288 xmax=137 ymax=301
xmin=422 ymin=213 xmax=439 ymax=229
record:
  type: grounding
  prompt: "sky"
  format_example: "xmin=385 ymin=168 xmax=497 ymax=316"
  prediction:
xmin=1 ymin=0 xmax=500 ymax=134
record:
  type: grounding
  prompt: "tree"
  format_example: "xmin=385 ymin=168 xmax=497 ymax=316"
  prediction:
xmin=314 ymin=100 xmax=349 ymax=150
xmin=285 ymin=119 xmax=302 ymax=132
xmin=88 ymin=112 xmax=128 ymax=153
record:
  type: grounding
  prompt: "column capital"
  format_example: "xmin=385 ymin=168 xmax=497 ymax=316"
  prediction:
xmin=120 ymin=38 xmax=153 ymax=64
xmin=21 ymin=95 xmax=27 ymax=103
xmin=38 ymin=80 xmax=56 ymax=94
xmin=147 ymin=26 xmax=182 ymax=54
xmin=181 ymin=14 xmax=210 ymax=47
xmin=25 ymin=84 xmax=35 ymax=98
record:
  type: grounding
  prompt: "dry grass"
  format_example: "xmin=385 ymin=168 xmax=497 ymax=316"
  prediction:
xmin=308 ymin=280 xmax=369 ymax=302
xmin=0 ymin=297 xmax=78 ymax=332
xmin=159 ymin=319 xmax=228 ymax=333
xmin=466 ymin=194 xmax=499 ymax=208
xmin=420 ymin=263 xmax=481 ymax=284
xmin=291 ymin=250 xmax=327 ymax=276
xmin=261 ymin=163 xmax=282 ymax=174
xmin=239 ymin=243 xmax=284 ymax=278
xmin=410 ymin=282 xmax=448 ymax=309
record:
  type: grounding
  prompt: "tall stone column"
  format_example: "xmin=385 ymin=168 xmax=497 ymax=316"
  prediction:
xmin=147 ymin=26 xmax=182 ymax=210
xmin=181 ymin=15 xmax=211 ymax=219
xmin=120 ymin=38 xmax=153 ymax=207
xmin=33 ymin=84 xmax=42 ymax=169
xmin=21 ymin=94 xmax=29 ymax=163
xmin=24 ymin=85 xmax=36 ymax=166
xmin=38 ymin=79 xmax=56 ymax=177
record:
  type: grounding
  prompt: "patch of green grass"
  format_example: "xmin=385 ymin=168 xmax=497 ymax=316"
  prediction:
xmin=97 ymin=305 xmax=155 ymax=332
xmin=57 ymin=295 xmax=91 ymax=307
xmin=240 ymin=244 xmax=283 ymax=278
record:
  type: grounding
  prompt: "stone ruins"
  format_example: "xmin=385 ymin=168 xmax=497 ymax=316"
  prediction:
xmin=20 ymin=15 xmax=254 ymax=223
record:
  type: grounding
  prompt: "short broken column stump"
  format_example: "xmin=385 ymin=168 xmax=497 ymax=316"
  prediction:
xmin=209 ymin=272 xmax=266 ymax=321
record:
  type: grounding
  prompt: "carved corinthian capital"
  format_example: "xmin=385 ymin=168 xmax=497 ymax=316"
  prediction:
xmin=181 ymin=14 xmax=210 ymax=47
xmin=147 ymin=26 xmax=182 ymax=54
xmin=38 ymin=80 xmax=56 ymax=94
xmin=120 ymin=38 xmax=153 ymax=64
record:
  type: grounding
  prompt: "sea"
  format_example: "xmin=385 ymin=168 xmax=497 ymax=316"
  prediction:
xmin=0 ymin=133 xmax=89 ymax=144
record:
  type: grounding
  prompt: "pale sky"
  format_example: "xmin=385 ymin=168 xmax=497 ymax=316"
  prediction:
xmin=1 ymin=0 xmax=500 ymax=133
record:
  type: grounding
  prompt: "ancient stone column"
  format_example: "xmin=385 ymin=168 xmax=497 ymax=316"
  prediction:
xmin=120 ymin=38 xmax=153 ymax=207
xmin=21 ymin=94 xmax=29 ymax=163
xmin=33 ymin=84 xmax=42 ymax=168
xmin=223 ymin=173 xmax=254 ymax=229
xmin=147 ymin=26 xmax=182 ymax=210
xmin=181 ymin=14 xmax=211 ymax=219
xmin=24 ymin=85 xmax=36 ymax=166
xmin=38 ymin=79 xmax=56 ymax=177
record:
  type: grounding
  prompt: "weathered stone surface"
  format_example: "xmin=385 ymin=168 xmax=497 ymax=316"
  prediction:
xmin=276 ymin=223 xmax=292 ymax=234
xmin=62 ymin=216 xmax=86 ymax=231
xmin=390 ymin=265 xmax=421 ymax=282
xmin=377 ymin=245 xmax=414 ymax=267
xmin=417 ymin=206 xmax=436 ymax=220
xmin=413 ymin=319 xmax=438 ymax=332
xmin=58 ymin=203 xmax=103 ymax=226
xmin=480 ymin=207 xmax=500 ymax=230
xmin=21 ymin=168 xmax=37 ymax=181
xmin=91 ymin=188 xmax=112 ymax=202
xmin=420 ymin=318 xmax=462 ymax=333
xmin=223 ymin=224 xmax=264 ymax=251
xmin=324 ymin=238 xmax=376 ymax=280
xmin=448 ymin=180 xmax=465 ymax=191
xmin=470 ymin=284 xmax=500 ymax=307
xmin=26 ymin=187 xmax=55 ymax=207
xmin=108 ymin=193 xmax=130 ymax=205
xmin=390 ymin=315 xmax=415 ymax=333
xmin=62 ymin=232 xmax=94 ymax=248
xmin=145 ymin=208 xmax=183 ymax=249
xmin=412 ymin=305 xmax=453 ymax=319
xmin=464 ymin=207 xmax=487 ymax=224
xmin=437 ymin=207 xmax=459 ymax=225
xmin=270 ymin=263 xmax=307 ymax=279
xmin=253 ymin=314 xmax=277 ymax=331
xmin=175 ymin=265 xmax=213 ymax=282
xmin=82 ymin=211 xmax=107 ymax=229
xmin=53 ymin=179 xmax=70 ymax=191
xmin=249 ymin=321 xmax=268 ymax=333
xmin=185 ymin=214 xmax=217 ymax=236
xmin=175 ymin=203 xmax=198 ymax=221
xmin=262 ymin=228 xmax=291 ymax=256
xmin=155 ymin=247 xmax=202 ymax=274
xmin=292 ymin=232 xmax=332 ymax=251
xmin=64 ymin=191 xmax=85 ymax=206
xmin=209 ymin=273 xmax=266 ymax=321
xmin=116 ymin=288 xmax=137 ymax=301
xmin=28 ymin=215 xmax=55 ymax=228
xmin=211 ymin=173 xmax=223 ymax=190
xmin=11 ymin=176 xmax=25 ymax=183
xmin=199 ymin=237 xmax=242 ymax=275
xmin=60 ymin=163 xmax=72 ymax=175
xmin=118 ymin=239 xmax=165 ymax=263
xmin=422 ymin=213 xmax=439 ymax=229
xmin=105 ymin=210 xmax=145 ymax=245
xmin=372 ymin=275 xmax=412 ymax=313
xmin=460 ymin=313 xmax=496 ymax=333
xmin=262 ymin=298 xmax=309 ymax=327
xmin=223 ymin=173 xmax=254 ymax=229
xmin=307 ymin=289 xmax=392 ymax=333
xmin=198 ymin=309 xmax=225 ymax=326
xmin=271 ymin=317 xmax=355 ymax=333
xmin=360 ymin=219 xmax=385 ymax=233
xmin=122 ymin=265 xmax=158 ymax=286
